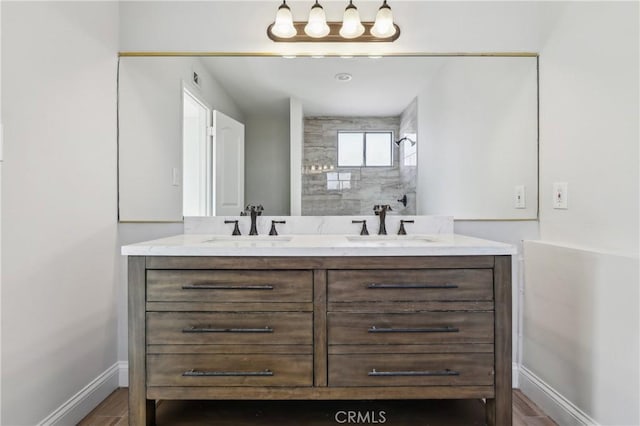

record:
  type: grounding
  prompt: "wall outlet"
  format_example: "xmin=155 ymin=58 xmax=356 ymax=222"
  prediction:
xmin=514 ymin=185 xmax=526 ymax=209
xmin=553 ymin=182 xmax=568 ymax=209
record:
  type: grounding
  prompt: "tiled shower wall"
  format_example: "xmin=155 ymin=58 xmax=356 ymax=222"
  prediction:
xmin=302 ymin=116 xmax=416 ymax=215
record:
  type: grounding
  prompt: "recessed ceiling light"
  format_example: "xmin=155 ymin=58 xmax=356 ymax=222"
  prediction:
xmin=335 ymin=72 xmax=353 ymax=82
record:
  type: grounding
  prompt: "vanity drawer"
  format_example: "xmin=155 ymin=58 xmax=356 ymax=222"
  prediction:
xmin=328 ymin=353 xmax=494 ymax=387
xmin=147 ymin=354 xmax=313 ymax=387
xmin=147 ymin=270 xmax=312 ymax=303
xmin=147 ymin=312 xmax=312 ymax=345
xmin=328 ymin=269 xmax=493 ymax=302
xmin=328 ymin=312 xmax=493 ymax=345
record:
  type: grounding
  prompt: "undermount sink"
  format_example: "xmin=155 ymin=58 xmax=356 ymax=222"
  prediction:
xmin=202 ymin=235 xmax=293 ymax=246
xmin=345 ymin=235 xmax=437 ymax=246
xmin=347 ymin=235 xmax=435 ymax=243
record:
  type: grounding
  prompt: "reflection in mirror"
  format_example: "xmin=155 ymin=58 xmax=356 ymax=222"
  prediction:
xmin=118 ymin=55 xmax=538 ymax=221
xmin=183 ymin=89 xmax=211 ymax=217
xmin=302 ymin=114 xmax=416 ymax=215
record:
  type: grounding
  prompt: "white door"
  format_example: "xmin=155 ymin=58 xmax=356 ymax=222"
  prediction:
xmin=213 ymin=110 xmax=245 ymax=216
xmin=183 ymin=91 xmax=210 ymax=216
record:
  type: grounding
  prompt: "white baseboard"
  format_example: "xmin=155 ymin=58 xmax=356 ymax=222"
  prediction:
xmin=519 ymin=365 xmax=599 ymax=426
xmin=38 ymin=363 xmax=120 ymax=426
xmin=512 ymin=362 xmax=519 ymax=388
xmin=118 ymin=360 xmax=129 ymax=387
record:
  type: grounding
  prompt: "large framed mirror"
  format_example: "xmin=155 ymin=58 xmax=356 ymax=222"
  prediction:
xmin=118 ymin=54 xmax=538 ymax=221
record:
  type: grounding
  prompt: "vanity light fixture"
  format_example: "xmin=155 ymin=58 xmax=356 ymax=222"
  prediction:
xmin=370 ymin=0 xmax=397 ymax=38
xmin=305 ymin=1 xmax=331 ymax=38
xmin=267 ymin=0 xmax=400 ymax=43
xmin=339 ymin=1 xmax=365 ymax=39
xmin=271 ymin=0 xmax=297 ymax=38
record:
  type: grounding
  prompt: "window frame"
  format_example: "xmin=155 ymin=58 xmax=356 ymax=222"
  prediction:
xmin=337 ymin=130 xmax=394 ymax=168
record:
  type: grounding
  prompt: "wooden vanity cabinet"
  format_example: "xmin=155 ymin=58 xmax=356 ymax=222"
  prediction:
xmin=128 ymin=255 xmax=512 ymax=425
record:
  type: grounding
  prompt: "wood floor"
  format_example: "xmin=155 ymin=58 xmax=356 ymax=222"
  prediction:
xmin=78 ymin=388 xmax=556 ymax=426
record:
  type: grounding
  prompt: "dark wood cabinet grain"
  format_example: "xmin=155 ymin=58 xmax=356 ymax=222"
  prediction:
xmin=327 ymin=311 xmax=494 ymax=345
xmin=128 ymin=255 xmax=512 ymax=426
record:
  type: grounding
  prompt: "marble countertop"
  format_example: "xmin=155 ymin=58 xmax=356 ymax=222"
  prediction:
xmin=121 ymin=233 xmax=516 ymax=257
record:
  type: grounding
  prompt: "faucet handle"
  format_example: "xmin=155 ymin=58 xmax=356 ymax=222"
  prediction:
xmin=224 ymin=219 xmax=241 ymax=236
xmin=398 ymin=219 xmax=414 ymax=235
xmin=269 ymin=220 xmax=286 ymax=236
xmin=373 ymin=204 xmax=392 ymax=214
xmin=352 ymin=220 xmax=369 ymax=236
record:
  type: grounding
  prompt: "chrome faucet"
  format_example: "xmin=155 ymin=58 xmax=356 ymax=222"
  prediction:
xmin=240 ymin=204 xmax=263 ymax=236
xmin=373 ymin=204 xmax=392 ymax=235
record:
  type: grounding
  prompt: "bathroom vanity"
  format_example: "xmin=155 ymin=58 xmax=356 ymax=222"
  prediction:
xmin=123 ymin=232 xmax=514 ymax=425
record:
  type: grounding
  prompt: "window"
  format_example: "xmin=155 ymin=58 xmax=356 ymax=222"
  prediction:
xmin=337 ymin=131 xmax=393 ymax=167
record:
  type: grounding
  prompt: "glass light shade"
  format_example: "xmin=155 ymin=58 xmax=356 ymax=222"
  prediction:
xmin=304 ymin=2 xmax=330 ymax=38
xmin=271 ymin=2 xmax=297 ymax=38
xmin=339 ymin=3 xmax=365 ymax=39
xmin=370 ymin=1 xmax=396 ymax=38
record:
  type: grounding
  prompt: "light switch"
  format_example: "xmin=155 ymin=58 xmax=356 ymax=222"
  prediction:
xmin=514 ymin=185 xmax=526 ymax=209
xmin=553 ymin=182 xmax=568 ymax=209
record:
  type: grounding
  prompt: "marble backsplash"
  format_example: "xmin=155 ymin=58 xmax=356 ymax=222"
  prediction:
xmin=184 ymin=215 xmax=453 ymax=236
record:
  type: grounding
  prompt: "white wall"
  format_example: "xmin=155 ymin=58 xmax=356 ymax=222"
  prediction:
xmin=538 ymin=2 xmax=639 ymax=255
xmin=523 ymin=242 xmax=639 ymax=426
xmin=119 ymin=1 xmax=548 ymax=54
xmin=1 ymin=2 xmax=119 ymax=425
xmin=418 ymin=56 xmax=538 ymax=220
xmin=523 ymin=2 xmax=639 ymax=425
xmin=118 ymin=57 xmax=245 ymax=222
xmin=245 ymin=113 xmax=291 ymax=215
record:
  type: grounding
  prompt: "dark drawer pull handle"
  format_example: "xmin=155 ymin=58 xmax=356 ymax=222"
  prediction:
xmin=368 ymin=326 xmax=459 ymax=333
xmin=183 ymin=326 xmax=273 ymax=333
xmin=181 ymin=284 xmax=274 ymax=290
xmin=368 ymin=368 xmax=459 ymax=377
xmin=183 ymin=369 xmax=273 ymax=377
xmin=367 ymin=283 xmax=458 ymax=289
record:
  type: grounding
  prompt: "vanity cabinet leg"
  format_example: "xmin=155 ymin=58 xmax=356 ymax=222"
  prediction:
xmin=128 ymin=256 xmax=154 ymax=425
xmin=486 ymin=398 xmax=495 ymax=426
xmin=492 ymin=255 xmax=513 ymax=425
xmin=127 ymin=396 xmax=155 ymax=426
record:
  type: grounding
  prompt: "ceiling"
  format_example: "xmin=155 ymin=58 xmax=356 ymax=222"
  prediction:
xmin=200 ymin=56 xmax=446 ymax=118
